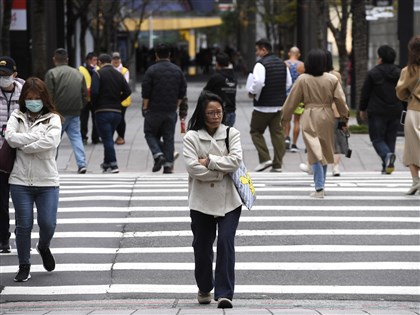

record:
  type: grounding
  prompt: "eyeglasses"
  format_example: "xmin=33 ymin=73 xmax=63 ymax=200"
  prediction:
xmin=205 ymin=111 xmax=223 ymax=117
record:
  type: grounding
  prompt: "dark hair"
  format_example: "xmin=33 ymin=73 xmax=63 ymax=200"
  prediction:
xmin=54 ymin=48 xmax=68 ymax=63
xmin=377 ymin=45 xmax=396 ymax=64
xmin=255 ymin=38 xmax=272 ymax=52
xmin=156 ymin=43 xmax=171 ymax=59
xmin=187 ymin=91 xmax=225 ymax=131
xmin=324 ymin=49 xmax=333 ymax=72
xmin=407 ymin=35 xmax=420 ymax=75
xmin=305 ymin=49 xmax=326 ymax=77
xmin=18 ymin=77 xmax=61 ymax=118
xmin=98 ymin=53 xmax=112 ymax=64
xmin=85 ymin=52 xmax=96 ymax=61
xmin=216 ymin=52 xmax=230 ymax=67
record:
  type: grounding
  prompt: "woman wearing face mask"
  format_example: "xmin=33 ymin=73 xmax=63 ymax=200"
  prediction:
xmin=5 ymin=77 xmax=62 ymax=282
xmin=183 ymin=91 xmax=243 ymax=309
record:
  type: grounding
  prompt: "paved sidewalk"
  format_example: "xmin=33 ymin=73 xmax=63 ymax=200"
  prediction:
xmin=1 ymin=298 xmax=419 ymax=314
xmin=56 ymin=81 xmax=407 ymax=176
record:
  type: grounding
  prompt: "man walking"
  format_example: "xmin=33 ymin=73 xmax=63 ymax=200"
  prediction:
xmin=247 ymin=39 xmax=292 ymax=172
xmin=91 ymin=53 xmax=131 ymax=174
xmin=45 ymin=48 xmax=88 ymax=174
xmin=79 ymin=52 xmax=101 ymax=145
xmin=0 ymin=56 xmax=22 ymax=253
xmin=203 ymin=52 xmax=237 ymax=127
xmin=359 ymin=45 xmax=403 ymax=174
xmin=142 ymin=43 xmax=187 ymax=173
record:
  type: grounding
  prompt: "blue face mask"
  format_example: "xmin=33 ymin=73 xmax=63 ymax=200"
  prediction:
xmin=25 ymin=100 xmax=43 ymax=113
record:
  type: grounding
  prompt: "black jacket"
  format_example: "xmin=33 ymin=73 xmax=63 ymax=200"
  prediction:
xmin=359 ymin=63 xmax=403 ymax=117
xmin=203 ymin=68 xmax=237 ymax=113
xmin=91 ymin=65 xmax=131 ymax=113
xmin=255 ymin=54 xmax=287 ymax=108
xmin=141 ymin=60 xmax=187 ymax=112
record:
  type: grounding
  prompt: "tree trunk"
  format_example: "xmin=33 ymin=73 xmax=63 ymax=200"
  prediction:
xmin=1 ymin=0 xmax=13 ymax=55
xmin=351 ymin=0 xmax=368 ymax=122
xmin=31 ymin=0 xmax=47 ymax=78
xmin=325 ymin=0 xmax=350 ymax=98
xmin=66 ymin=0 xmax=76 ymax=66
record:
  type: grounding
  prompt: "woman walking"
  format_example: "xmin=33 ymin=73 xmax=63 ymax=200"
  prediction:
xmin=396 ymin=35 xmax=420 ymax=195
xmin=183 ymin=91 xmax=243 ymax=308
xmin=282 ymin=49 xmax=349 ymax=198
xmin=5 ymin=77 xmax=62 ymax=282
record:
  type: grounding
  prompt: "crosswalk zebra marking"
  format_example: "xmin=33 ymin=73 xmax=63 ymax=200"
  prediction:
xmin=11 ymin=216 xmax=420 ymax=225
xmin=2 ymin=285 xmax=419 ymax=296
xmin=5 ymin=245 xmax=420 ymax=255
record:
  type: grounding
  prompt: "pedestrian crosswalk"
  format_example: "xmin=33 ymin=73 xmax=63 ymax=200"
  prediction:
xmin=1 ymin=172 xmax=419 ymax=301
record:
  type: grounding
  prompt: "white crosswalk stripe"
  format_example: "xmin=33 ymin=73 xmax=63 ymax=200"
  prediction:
xmin=1 ymin=172 xmax=419 ymax=301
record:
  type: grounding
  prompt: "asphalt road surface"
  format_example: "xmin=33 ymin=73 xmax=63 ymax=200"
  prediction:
xmin=1 ymin=171 xmax=419 ymax=303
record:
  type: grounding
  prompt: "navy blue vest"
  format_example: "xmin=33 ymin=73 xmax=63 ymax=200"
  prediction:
xmin=254 ymin=54 xmax=287 ymax=108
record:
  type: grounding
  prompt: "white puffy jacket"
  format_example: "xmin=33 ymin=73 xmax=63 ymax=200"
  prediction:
xmin=5 ymin=109 xmax=61 ymax=187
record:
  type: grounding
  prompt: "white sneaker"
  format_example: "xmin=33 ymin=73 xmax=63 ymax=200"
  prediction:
xmin=332 ymin=164 xmax=340 ymax=176
xmin=310 ymin=190 xmax=324 ymax=198
xmin=299 ymin=163 xmax=313 ymax=175
xmin=255 ymin=160 xmax=273 ymax=172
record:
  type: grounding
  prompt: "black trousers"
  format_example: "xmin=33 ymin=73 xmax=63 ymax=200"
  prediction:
xmin=190 ymin=206 xmax=241 ymax=300
xmin=80 ymin=102 xmax=99 ymax=142
xmin=0 ymin=172 xmax=11 ymax=242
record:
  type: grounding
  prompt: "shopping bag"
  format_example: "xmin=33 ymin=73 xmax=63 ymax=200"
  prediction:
xmin=225 ymin=127 xmax=256 ymax=210
xmin=230 ymin=161 xmax=256 ymax=210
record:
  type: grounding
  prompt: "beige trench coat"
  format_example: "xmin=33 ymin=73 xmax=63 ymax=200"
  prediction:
xmin=282 ymin=73 xmax=349 ymax=164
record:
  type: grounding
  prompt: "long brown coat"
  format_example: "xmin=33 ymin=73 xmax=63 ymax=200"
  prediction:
xmin=282 ymin=73 xmax=349 ymax=164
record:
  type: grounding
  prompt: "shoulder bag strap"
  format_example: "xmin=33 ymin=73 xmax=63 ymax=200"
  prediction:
xmin=225 ymin=127 xmax=230 ymax=153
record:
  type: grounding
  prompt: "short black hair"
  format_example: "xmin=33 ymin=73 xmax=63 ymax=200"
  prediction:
xmin=305 ymin=49 xmax=326 ymax=77
xmin=156 ymin=43 xmax=171 ymax=59
xmin=255 ymin=39 xmax=272 ymax=52
xmin=216 ymin=52 xmax=230 ymax=67
xmin=54 ymin=48 xmax=68 ymax=63
xmin=377 ymin=45 xmax=396 ymax=64
xmin=98 ymin=53 xmax=112 ymax=64
xmin=85 ymin=52 xmax=96 ymax=61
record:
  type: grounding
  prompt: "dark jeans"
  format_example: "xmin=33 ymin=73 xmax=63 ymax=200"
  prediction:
xmin=190 ymin=207 xmax=241 ymax=300
xmin=0 ymin=172 xmax=11 ymax=242
xmin=80 ymin=102 xmax=100 ymax=142
xmin=95 ymin=111 xmax=121 ymax=167
xmin=116 ymin=106 xmax=127 ymax=139
xmin=368 ymin=115 xmax=399 ymax=170
xmin=144 ymin=111 xmax=177 ymax=167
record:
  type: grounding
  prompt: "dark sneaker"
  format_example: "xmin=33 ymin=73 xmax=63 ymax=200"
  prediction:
xmin=36 ymin=244 xmax=55 ymax=272
xmin=290 ymin=144 xmax=299 ymax=153
xmin=92 ymin=138 xmax=102 ymax=144
xmin=0 ymin=240 xmax=11 ymax=253
xmin=100 ymin=163 xmax=110 ymax=173
xmin=152 ymin=155 xmax=166 ymax=172
xmin=14 ymin=264 xmax=31 ymax=282
xmin=197 ymin=291 xmax=211 ymax=304
xmin=77 ymin=167 xmax=87 ymax=174
xmin=107 ymin=165 xmax=119 ymax=174
xmin=385 ymin=153 xmax=396 ymax=174
xmin=217 ymin=297 xmax=233 ymax=308
xmin=82 ymin=138 xmax=88 ymax=145
xmin=163 ymin=166 xmax=174 ymax=174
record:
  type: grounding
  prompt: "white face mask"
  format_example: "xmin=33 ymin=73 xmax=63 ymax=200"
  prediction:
xmin=0 ymin=75 xmax=14 ymax=88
